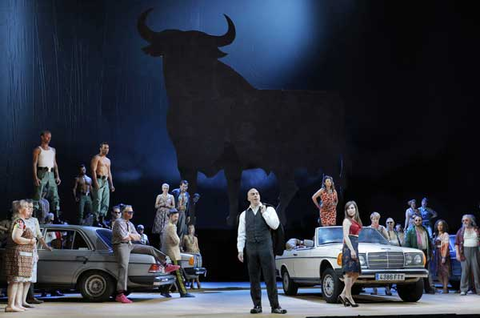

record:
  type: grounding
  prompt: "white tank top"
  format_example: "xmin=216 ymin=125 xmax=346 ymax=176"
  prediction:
xmin=463 ymin=229 xmax=478 ymax=247
xmin=38 ymin=147 xmax=55 ymax=168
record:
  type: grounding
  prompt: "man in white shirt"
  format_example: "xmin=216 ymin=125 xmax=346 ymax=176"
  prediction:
xmin=237 ymin=188 xmax=287 ymax=315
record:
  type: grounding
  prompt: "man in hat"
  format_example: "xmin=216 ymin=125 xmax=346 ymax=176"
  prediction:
xmin=237 ymin=188 xmax=287 ymax=314
xmin=161 ymin=208 xmax=194 ymax=298
xmin=112 ymin=204 xmax=179 ymax=303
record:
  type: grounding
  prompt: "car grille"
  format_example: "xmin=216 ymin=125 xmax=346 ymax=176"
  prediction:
xmin=368 ymin=252 xmax=404 ymax=269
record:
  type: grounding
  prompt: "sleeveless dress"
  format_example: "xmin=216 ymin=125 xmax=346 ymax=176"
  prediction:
xmin=434 ymin=232 xmax=451 ymax=278
xmin=5 ymin=218 xmax=34 ymax=283
xmin=319 ymin=190 xmax=338 ymax=226
xmin=152 ymin=194 xmax=174 ymax=234
xmin=342 ymin=219 xmax=362 ymax=274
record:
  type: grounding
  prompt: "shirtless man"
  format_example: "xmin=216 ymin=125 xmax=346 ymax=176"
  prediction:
xmin=73 ymin=164 xmax=93 ymax=224
xmin=91 ymin=142 xmax=115 ymax=224
xmin=32 ymin=130 xmax=61 ymax=219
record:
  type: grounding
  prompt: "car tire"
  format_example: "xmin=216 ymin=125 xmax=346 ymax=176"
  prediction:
xmin=282 ymin=268 xmax=298 ymax=296
xmin=397 ymin=279 xmax=424 ymax=302
xmin=321 ymin=268 xmax=344 ymax=303
xmin=78 ymin=270 xmax=115 ymax=302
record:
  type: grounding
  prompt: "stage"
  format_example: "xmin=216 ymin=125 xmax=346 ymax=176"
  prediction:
xmin=1 ymin=283 xmax=479 ymax=317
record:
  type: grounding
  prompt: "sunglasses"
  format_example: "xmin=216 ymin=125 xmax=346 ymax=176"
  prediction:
xmin=126 ymin=211 xmax=134 ymax=214
xmin=386 ymin=221 xmax=393 ymax=224
xmin=462 ymin=219 xmax=469 ymax=222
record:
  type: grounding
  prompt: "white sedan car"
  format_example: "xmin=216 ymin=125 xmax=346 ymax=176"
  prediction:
xmin=276 ymin=226 xmax=428 ymax=303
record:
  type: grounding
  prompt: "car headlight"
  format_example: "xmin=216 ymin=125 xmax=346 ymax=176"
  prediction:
xmin=405 ymin=252 xmax=424 ymax=266
xmin=413 ymin=254 xmax=423 ymax=265
xmin=405 ymin=253 xmax=413 ymax=265
xmin=358 ymin=254 xmax=366 ymax=267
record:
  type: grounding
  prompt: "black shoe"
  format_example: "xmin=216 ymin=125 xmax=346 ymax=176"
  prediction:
xmin=344 ymin=298 xmax=359 ymax=307
xmin=51 ymin=290 xmax=64 ymax=297
xmin=271 ymin=307 xmax=287 ymax=314
xmin=250 ymin=306 xmax=262 ymax=314
xmin=337 ymin=295 xmax=349 ymax=307
xmin=161 ymin=292 xmax=172 ymax=298
xmin=180 ymin=293 xmax=195 ymax=298
xmin=27 ymin=298 xmax=44 ymax=304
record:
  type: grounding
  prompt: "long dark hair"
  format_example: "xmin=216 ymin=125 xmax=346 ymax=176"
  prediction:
xmin=434 ymin=219 xmax=449 ymax=236
xmin=344 ymin=200 xmax=362 ymax=226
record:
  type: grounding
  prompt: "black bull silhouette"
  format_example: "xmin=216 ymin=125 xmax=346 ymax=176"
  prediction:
xmin=138 ymin=9 xmax=346 ymax=226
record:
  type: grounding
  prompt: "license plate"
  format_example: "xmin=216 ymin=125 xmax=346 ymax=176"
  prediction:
xmin=375 ymin=273 xmax=405 ymax=281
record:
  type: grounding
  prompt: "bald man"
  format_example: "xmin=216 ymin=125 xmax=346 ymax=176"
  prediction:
xmin=237 ymin=188 xmax=287 ymax=315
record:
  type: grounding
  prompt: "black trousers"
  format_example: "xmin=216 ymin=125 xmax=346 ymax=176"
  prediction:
xmin=246 ymin=240 xmax=279 ymax=309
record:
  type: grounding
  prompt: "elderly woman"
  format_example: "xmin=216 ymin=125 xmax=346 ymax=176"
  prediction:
xmin=455 ymin=214 xmax=480 ymax=296
xmin=182 ymin=224 xmax=202 ymax=289
xmin=5 ymin=200 xmax=36 ymax=312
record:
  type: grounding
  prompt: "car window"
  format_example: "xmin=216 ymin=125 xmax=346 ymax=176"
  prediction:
xmin=96 ymin=229 xmax=113 ymax=249
xmin=44 ymin=230 xmax=90 ymax=250
xmin=317 ymin=227 xmax=389 ymax=245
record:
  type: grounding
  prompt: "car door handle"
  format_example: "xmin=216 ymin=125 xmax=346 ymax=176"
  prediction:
xmin=76 ymin=256 xmax=88 ymax=264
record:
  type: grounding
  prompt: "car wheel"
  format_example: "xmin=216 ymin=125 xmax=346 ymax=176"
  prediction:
xmin=397 ymin=279 xmax=424 ymax=302
xmin=282 ymin=268 xmax=298 ymax=296
xmin=78 ymin=270 xmax=115 ymax=302
xmin=321 ymin=268 xmax=344 ymax=303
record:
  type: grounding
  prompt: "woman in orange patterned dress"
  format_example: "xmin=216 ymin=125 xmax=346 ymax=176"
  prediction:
xmin=312 ymin=176 xmax=338 ymax=226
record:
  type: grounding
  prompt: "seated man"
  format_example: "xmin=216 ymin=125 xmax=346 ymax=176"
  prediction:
xmin=112 ymin=204 xmax=179 ymax=303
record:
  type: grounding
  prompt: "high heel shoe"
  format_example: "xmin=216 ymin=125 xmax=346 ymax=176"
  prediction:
xmin=344 ymin=297 xmax=359 ymax=307
xmin=337 ymin=295 xmax=350 ymax=307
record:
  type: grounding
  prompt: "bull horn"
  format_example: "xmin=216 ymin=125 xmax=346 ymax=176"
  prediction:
xmin=213 ymin=14 xmax=236 ymax=47
xmin=137 ymin=8 xmax=158 ymax=42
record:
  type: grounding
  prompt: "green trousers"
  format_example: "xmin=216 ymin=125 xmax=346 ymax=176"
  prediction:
xmin=92 ymin=178 xmax=109 ymax=220
xmin=78 ymin=194 xmax=93 ymax=224
xmin=33 ymin=170 xmax=60 ymax=214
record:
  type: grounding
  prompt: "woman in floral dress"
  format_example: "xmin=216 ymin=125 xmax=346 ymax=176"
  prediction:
xmin=311 ymin=175 xmax=338 ymax=226
xmin=152 ymin=183 xmax=175 ymax=248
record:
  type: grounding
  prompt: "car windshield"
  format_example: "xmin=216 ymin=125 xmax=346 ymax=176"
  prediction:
xmin=97 ymin=229 xmax=113 ymax=249
xmin=317 ymin=227 xmax=389 ymax=245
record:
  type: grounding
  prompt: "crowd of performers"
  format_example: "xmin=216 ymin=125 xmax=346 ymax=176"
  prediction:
xmin=309 ymin=175 xmax=480 ymax=308
xmin=2 ymin=131 xmax=479 ymax=314
xmin=0 ymin=131 xmax=203 ymax=312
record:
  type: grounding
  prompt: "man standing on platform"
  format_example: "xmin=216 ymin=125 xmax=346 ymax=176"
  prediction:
xmin=33 ymin=130 xmax=61 ymax=221
xmin=91 ymin=142 xmax=115 ymax=226
xmin=73 ymin=164 xmax=93 ymax=224
xmin=171 ymin=180 xmax=189 ymax=239
xmin=161 ymin=208 xmax=194 ymax=298
xmin=237 ymin=188 xmax=287 ymax=314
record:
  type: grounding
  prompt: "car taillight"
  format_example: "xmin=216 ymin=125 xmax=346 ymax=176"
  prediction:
xmin=149 ymin=264 xmax=164 ymax=273
xmin=189 ymin=256 xmax=195 ymax=266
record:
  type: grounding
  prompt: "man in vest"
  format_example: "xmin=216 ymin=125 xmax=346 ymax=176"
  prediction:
xmin=32 ymin=130 xmax=61 ymax=220
xmin=237 ymin=188 xmax=287 ymax=314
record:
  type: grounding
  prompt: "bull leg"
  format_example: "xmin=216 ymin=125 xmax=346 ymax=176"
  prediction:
xmin=276 ymin=170 xmax=298 ymax=225
xmin=178 ymin=167 xmax=198 ymax=225
xmin=224 ymin=163 xmax=242 ymax=227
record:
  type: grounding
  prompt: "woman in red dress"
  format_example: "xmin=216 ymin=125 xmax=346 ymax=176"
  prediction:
xmin=311 ymin=176 xmax=338 ymax=226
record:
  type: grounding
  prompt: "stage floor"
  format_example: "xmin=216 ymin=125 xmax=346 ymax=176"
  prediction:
xmin=1 ymin=283 xmax=479 ymax=317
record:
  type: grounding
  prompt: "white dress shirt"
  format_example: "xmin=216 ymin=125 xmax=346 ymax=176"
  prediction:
xmin=237 ymin=203 xmax=280 ymax=253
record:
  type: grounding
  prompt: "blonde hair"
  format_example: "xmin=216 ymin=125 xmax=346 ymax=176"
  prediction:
xmin=370 ymin=212 xmax=380 ymax=220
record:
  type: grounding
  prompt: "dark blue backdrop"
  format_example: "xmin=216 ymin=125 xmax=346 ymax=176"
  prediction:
xmin=0 ymin=0 xmax=478 ymax=238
